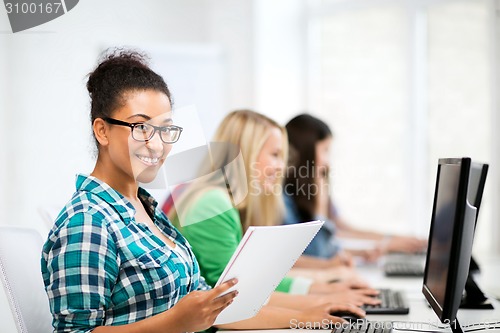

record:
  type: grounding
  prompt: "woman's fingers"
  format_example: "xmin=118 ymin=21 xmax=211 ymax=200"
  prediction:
xmin=211 ymin=292 xmax=237 ymax=315
xmin=209 ymin=278 xmax=238 ymax=298
xmin=327 ymin=303 xmax=366 ymax=318
xmin=356 ymin=288 xmax=380 ymax=296
xmin=209 ymin=278 xmax=239 ymax=312
xmin=361 ymin=294 xmax=381 ymax=305
xmin=348 ymin=280 xmax=370 ymax=289
xmin=212 ymin=290 xmax=239 ymax=310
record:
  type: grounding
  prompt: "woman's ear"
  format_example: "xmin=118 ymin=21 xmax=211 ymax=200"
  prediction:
xmin=93 ymin=118 xmax=109 ymax=146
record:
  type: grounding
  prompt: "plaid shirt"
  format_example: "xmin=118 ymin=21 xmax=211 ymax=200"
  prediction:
xmin=41 ymin=174 xmax=210 ymax=333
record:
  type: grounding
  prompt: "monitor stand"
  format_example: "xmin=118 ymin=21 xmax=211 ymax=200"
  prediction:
xmin=469 ymin=256 xmax=480 ymax=273
xmin=460 ymin=274 xmax=494 ymax=309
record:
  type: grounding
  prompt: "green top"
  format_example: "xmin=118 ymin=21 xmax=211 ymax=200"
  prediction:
xmin=175 ymin=188 xmax=294 ymax=293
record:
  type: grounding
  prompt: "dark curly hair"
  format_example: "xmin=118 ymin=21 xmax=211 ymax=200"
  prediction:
xmin=87 ymin=48 xmax=172 ymax=146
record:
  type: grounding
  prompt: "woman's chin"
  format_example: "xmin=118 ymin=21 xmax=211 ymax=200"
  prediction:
xmin=135 ymin=168 xmax=161 ymax=184
xmin=262 ymin=182 xmax=279 ymax=196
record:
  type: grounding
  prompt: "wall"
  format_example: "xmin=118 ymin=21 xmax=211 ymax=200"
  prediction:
xmin=208 ymin=0 xmax=255 ymax=110
xmin=254 ymin=0 xmax=308 ymax=124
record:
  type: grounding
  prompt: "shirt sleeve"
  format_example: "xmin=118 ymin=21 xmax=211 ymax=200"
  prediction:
xmin=180 ymin=189 xmax=242 ymax=287
xmin=287 ymin=276 xmax=313 ymax=294
xmin=196 ymin=275 xmax=212 ymax=291
xmin=42 ymin=212 xmax=120 ymax=333
xmin=276 ymin=276 xmax=293 ymax=292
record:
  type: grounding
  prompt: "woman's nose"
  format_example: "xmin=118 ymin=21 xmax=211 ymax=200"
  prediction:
xmin=145 ymin=131 xmax=164 ymax=151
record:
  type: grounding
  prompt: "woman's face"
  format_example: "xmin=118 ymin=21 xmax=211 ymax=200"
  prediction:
xmin=315 ymin=136 xmax=332 ymax=177
xmin=105 ymin=90 xmax=173 ymax=183
xmin=254 ymin=127 xmax=286 ymax=194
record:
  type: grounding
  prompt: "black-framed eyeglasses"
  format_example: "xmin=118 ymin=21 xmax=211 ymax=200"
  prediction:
xmin=104 ymin=117 xmax=183 ymax=144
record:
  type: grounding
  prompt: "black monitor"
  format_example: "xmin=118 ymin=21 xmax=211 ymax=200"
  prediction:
xmin=422 ymin=158 xmax=478 ymax=333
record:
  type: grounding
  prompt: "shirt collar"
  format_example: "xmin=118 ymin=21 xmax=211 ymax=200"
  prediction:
xmin=75 ymin=174 xmax=181 ymax=241
xmin=75 ymin=174 xmax=155 ymax=225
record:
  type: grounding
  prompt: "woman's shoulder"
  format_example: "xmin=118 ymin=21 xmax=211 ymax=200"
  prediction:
xmin=182 ymin=188 xmax=240 ymax=229
xmin=282 ymin=193 xmax=301 ymax=225
xmin=191 ymin=187 xmax=233 ymax=210
xmin=52 ymin=190 xmax=118 ymax=232
xmin=43 ymin=191 xmax=120 ymax=255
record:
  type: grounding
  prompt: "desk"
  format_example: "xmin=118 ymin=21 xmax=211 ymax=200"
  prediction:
xmin=474 ymin=255 xmax=500 ymax=299
xmin=224 ymin=257 xmax=500 ymax=333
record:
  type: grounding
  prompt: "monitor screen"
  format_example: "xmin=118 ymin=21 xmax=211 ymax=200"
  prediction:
xmin=423 ymin=157 xmax=477 ymax=329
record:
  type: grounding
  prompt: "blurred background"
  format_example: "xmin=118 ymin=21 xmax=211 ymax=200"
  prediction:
xmin=0 ymin=2 xmax=499 ymax=325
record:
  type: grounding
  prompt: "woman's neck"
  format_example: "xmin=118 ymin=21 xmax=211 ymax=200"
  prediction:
xmin=91 ymin=158 xmax=139 ymax=200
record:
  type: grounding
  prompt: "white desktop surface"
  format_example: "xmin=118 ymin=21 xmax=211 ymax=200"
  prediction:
xmin=223 ymin=256 xmax=500 ymax=333
xmin=474 ymin=255 xmax=500 ymax=300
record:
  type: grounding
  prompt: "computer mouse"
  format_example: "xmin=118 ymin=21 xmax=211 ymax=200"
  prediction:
xmin=329 ymin=311 xmax=365 ymax=324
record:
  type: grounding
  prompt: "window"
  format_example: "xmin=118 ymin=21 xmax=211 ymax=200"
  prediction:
xmin=309 ymin=0 xmax=496 ymax=252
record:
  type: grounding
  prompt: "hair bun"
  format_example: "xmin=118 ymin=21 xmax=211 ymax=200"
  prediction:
xmin=86 ymin=48 xmax=150 ymax=96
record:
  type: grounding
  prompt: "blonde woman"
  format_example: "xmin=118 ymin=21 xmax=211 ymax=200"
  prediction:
xmin=166 ymin=110 xmax=379 ymax=328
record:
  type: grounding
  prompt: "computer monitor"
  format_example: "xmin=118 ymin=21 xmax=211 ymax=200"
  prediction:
xmin=422 ymin=157 xmax=477 ymax=333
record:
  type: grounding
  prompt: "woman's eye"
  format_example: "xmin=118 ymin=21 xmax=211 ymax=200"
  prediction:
xmin=136 ymin=124 xmax=149 ymax=131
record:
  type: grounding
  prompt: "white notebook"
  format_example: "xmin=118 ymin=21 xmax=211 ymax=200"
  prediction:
xmin=214 ymin=220 xmax=324 ymax=325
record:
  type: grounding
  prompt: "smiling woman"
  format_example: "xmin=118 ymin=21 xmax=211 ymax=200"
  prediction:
xmin=40 ymin=49 xmax=238 ymax=333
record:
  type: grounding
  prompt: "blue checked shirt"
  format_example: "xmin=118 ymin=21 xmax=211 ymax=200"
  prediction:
xmin=41 ymin=174 xmax=210 ymax=333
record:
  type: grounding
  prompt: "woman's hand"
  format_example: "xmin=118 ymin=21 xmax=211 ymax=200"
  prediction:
xmin=328 ymin=251 xmax=354 ymax=267
xmin=349 ymin=248 xmax=384 ymax=262
xmin=381 ymin=236 xmax=427 ymax=253
xmin=308 ymin=283 xmax=380 ymax=306
xmin=171 ymin=278 xmax=238 ymax=332
xmin=309 ymin=279 xmax=371 ymax=294
xmin=322 ymin=289 xmax=381 ymax=307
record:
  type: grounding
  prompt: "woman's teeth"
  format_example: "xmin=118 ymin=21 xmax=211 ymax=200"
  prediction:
xmin=137 ymin=155 xmax=160 ymax=165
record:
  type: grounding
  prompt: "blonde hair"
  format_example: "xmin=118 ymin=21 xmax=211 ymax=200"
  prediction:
xmin=214 ymin=110 xmax=288 ymax=231
xmin=169 ymin=110 xmax=288 ymax=232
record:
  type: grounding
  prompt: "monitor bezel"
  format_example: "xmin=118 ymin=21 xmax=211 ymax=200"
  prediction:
xmin=422 ymin=157 xmax=474 ymax=323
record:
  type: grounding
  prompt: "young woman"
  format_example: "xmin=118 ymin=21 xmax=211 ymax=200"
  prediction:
xmin=40 ymin=50 xmax=239 ymax=333
xmin=284 ymin=114 xmax=427 ymax=266
xmin=166 ymin=110 xmax=378 ymax=324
